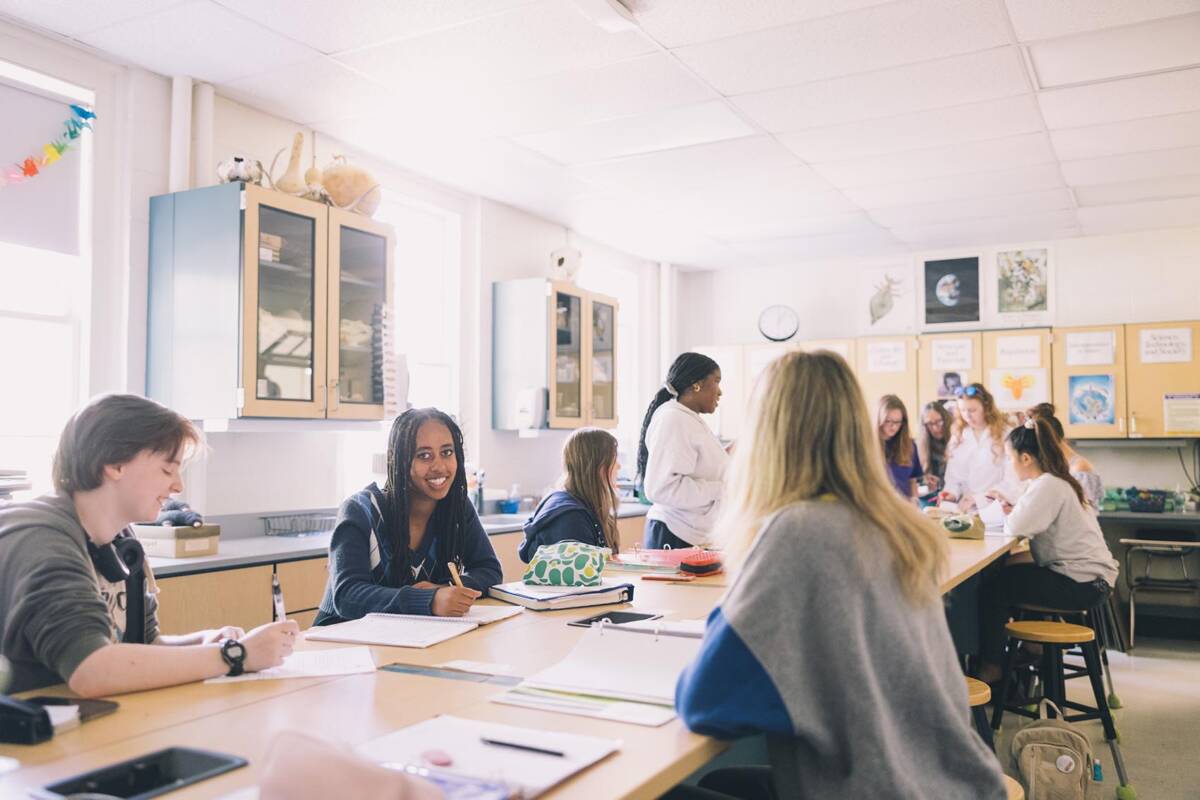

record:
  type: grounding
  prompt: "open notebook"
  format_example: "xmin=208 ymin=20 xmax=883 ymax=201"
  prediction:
xmin=306 ymin=605 xmax=522 ymax=648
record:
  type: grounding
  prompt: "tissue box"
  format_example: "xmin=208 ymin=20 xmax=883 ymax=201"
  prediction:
xmin=131 ymin=523 xmax=220 ymax=558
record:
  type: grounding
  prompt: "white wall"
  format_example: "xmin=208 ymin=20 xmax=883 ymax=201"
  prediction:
xmin=678 ymin=225 xmax=1200 ymax=490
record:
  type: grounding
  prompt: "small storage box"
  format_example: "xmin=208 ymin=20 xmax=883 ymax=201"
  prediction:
xmin=131 ymin=523 xmax=220 ymax=558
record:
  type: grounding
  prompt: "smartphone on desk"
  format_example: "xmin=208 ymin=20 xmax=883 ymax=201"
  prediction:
xmin=567 ymin=610 xmax=662 ymax=628
xmin=27 ymin=696 xmax=119 ymax=722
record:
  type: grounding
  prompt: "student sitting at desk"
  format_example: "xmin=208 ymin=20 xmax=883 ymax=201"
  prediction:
xmin=0 ymin=395 xmax=298 ymax=697
xmin=519 ymin=428 xmax=620 ymax=562
xmin=877 ymin=394 xmax=924 ymax=500
xmin=672 ymin=352 xmax=1006 ymax=799
xmin=315 ymin=408 xmax=501 ymax=623
xmin=1026 ymin=402 xmax=1103 ymax=508
xmin=941 ymin=383 xmax=1017 ymax=512
xmin=974 ymin=417 xmax=1119 ymax=685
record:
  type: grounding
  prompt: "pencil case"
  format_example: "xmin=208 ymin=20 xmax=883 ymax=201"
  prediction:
xmin=523 ymin=541 xmax=611 ymax=586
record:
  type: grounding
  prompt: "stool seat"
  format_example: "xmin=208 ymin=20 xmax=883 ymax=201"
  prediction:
xmin=966 ymin=676 xmax=991 ymax=707
xmin=1005 ymin=620 xmax=1094 ymax=644
xmin=1003 ymin=774 xmax=1024 ymax=800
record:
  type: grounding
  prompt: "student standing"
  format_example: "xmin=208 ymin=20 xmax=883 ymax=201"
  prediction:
xmin=0 ymin=395 xmax=297 ymax=696
xmin=315 ymin=408 xmax=501 ymax=623
xmin=877 ymin=394 xmax=923 ymax=499
xmin=975 ymin=418 xmax=1119 ymax=684
xmin=519 ymin=428 xmax=621 ymax=562
xmin=637 ymin=352 xmax=728 ymax=549
xmin=672 ymin=352 xmax=1006 ymax=799
xmin=917 ymin=400 xmax=953 ymax=493
xmin=941 ymin=383 xmax=1017 ymax=511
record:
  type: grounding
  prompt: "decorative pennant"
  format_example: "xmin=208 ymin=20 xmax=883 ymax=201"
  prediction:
xmin=1 ymin=104 xmax=95 ymax=191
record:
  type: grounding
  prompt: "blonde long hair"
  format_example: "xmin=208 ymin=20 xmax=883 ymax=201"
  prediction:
xmin=562 ymin=428 xmax=620 ymax=554
xmin=718 ymin=351 xmax=945 ymax=605
xmin=951 ymin=383 xmax=1008 ymax=459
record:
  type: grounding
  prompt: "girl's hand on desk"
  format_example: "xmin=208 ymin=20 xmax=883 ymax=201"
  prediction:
xmin=984 ymin=491 xmax=1013 ymax=515
xmin=432 ymin=585 xmax=481 ymax=617
xmin=242 ymin=620 xmax=300 ymax=671
xmin=201 ymin=626 xmax=245 ymax=644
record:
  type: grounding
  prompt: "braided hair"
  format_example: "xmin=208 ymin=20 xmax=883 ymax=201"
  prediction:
xmin=636 ymin=352 xmax=720 ymax=488
xmin=1008 ymin=417 xmax=1086 ymax=507
xmin=381 ymin=408 xmax=469 ymax=587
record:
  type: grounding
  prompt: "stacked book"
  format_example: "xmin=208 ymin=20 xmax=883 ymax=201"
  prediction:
xmin=0 ymin=468 xmax=30 ymax=502
xmin=258 ymin=232 xmax=284 ymax=263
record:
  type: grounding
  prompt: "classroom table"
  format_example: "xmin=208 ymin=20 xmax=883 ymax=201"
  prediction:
xmin=1 ymin=536 xmax=1015 ymax=799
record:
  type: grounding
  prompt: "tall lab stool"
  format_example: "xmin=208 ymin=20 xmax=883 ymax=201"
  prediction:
xmin=1016 ymin=599 xmax=1123 ymax=709
xmin=990 ymin=620 xmax=1135 ymax=799
xmin=965 ymin=676 xmax=994 ymax=749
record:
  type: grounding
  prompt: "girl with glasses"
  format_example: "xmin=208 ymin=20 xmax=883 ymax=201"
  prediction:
xmin=877 ymin=395 xmax=924 ymax=500
xmin=917 ymin=401 xmax=953 ymax=494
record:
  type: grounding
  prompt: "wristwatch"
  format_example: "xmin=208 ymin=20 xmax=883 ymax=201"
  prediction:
xmin=220 ymin=639 xmax=246 ymax=676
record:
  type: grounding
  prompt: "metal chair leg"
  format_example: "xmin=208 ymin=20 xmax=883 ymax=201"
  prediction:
xmin=1083 ymin=641 xmax=1135 ymax=798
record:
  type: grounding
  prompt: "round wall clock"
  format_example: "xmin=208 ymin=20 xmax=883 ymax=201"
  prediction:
xmin=758 ymin=305 xmax=799 ymax=342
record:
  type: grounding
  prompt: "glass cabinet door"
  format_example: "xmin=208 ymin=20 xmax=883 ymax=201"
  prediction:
xmin=548 ymin=283 xmax=586 ymax=428
xmin=589 ymin=294 xmax=618 ymax=428
xmin=328 ymin=209 xmax=393 ymax=420
xmin=241 ymin=186 xmax=328 ymax=418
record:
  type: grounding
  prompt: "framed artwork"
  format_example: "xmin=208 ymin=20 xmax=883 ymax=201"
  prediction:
xmin=857 ymin=264 xmax=915 ymax=334
xmin=987 ymin=245 xmax=1053 ymax=326
xmin=1068 ymin=374 xmax=1116 ymax=426
xmin=920 ymin=256 xmax=981 ymax=330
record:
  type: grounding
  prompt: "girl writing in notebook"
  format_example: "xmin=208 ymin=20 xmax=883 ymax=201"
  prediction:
xmin=940 ymin=382 xmax=1017 ymax=512
xmin=519 ymin=428 xmax=621 ymax=562
xmin=974 ymin=417 xmax=1118 ymax=685
xmin=314 ymin=408 xmax=502 ymax=623
xmin=671 ymin=351 xmax=1006 ymax=799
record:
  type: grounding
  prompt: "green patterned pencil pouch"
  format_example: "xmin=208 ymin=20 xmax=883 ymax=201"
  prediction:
xmin=523 ymin=541 xmax=611 ymax=586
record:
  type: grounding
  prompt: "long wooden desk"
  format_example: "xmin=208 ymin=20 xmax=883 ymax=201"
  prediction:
xmin=2 ymin=537 xmax=1014 ymax=799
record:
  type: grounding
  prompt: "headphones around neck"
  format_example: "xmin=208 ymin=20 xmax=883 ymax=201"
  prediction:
xmin=87 ymin=534 xmax=145 ymax=584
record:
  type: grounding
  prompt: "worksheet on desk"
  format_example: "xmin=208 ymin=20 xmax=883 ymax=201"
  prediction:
xmin=205 ymin=647 xmax=377 ymax=683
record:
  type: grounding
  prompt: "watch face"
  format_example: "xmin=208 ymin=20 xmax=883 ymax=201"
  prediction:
xmin=223 ymin=640 xmax=245 ymax=660
xmin=758 ymin=304 xmax=798 ymax=342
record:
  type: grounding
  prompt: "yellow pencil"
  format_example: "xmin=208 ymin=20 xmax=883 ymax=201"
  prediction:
xmin=447 ymin=561 xmax=464 ymax=588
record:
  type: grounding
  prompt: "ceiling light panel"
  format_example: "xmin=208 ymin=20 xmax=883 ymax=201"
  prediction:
xmin=1073 ymin=175 xmax=1200 ymax=206
xmin=627 ymin=0 xmax=895 ymax=48
xmin=673 ymin=0 xmax=1011 ymax=95
xmin=1060 ymin=146 xmax=1200 ymax=186
xmin=1050 ymin=111 xmax=1200 ymax=161
xmin=843 ymin=164 xmax=1066 ymax=208
xmin=778 ymin=94 xmax=1044 ymax=162
xmin=1004 ymin=0 xmax=1200 ymax=41
xmin=1038 ymin=67 xmax=1200 ymax=129
xmin=1029 ymin=13 xmax=1200 ymax=89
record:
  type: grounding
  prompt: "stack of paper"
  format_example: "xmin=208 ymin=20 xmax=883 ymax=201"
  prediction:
xmin=206 ymin=647 xmax=377 ymax=684
xmin=489 ymin=579 xmax=634 ymax=610
xmin=305 ymin=605 xmax=522 ymax=648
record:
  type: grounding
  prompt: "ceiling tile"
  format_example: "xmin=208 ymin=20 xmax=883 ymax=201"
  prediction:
xmin=1077 ymin=196 xmax=1200 ymax=235
xmin=336 ymin=0 xmax=655 ymax=93
xmin=716 ymin=211 xmax=885 ymax=241
xmin=730 ymin=46 xmax=1030 ymax=132
xmin=843 ymin=164 xmax=1066 ymax=208
xmin=569 ymin=135 xmax=804 ymax=193
xmin=891 ymin=209 xmax=1080 ymax=248
xmin=1060 ymin=146 xmax=1200 ymax=186
xmin=1029 ymin=14 xmax=1200 ymax=89
xmin=870 ymin=188 xmax=1075 ymax=227
xmin=626 ymin=0 xmax=895 ymax=48
xmin=1038 ymin=67 xmax=1200 ymax=129
xmin=720 ymin=229 xmax=906 ymax=265
xmin=1004 ymin=0 xmax=1200 ymax=41
xmin=673 ymin=0 xmax=1011 ymax=95
xmin=511 ymin=100 xmax=755 ymax=165
xmin=1074 ymin=175 xmax=1200 ymax=206
xmin=665 ymin=171 xmax=863 ymax=233
xmin=222 ymin=57 xmax=396 ymax=126
xmin=1050 ymin=111 xmax=1200 ymax=160
xmin=778 ymin=94 xmax=1043 ymax=162
xmin=79 ymin=1 xmax=316 ymax=83
xmin=211 ymin=0 xmax=536 ymax=55
xmin=812 ymin=132 xmax=1058 ymax=188
xmin=0 ymin=0 xmax=185 ymax=37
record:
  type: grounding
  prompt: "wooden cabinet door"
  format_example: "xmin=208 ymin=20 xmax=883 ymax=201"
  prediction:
xmin=918 ymin=332 xmax=983 ymax=413
xmin=617 ymin=514 xmax=646 ymax=553
xmin=155 ymin=565 xmax=273 ymax=635
xmin=276 ymin=557 xmax=329 ymax=615
xmin=489 ymin=531 xmax=526 ymax=583
xmin=1051 ymin=325 xmax=1127 ymax=440
xmin=855 ymin=336 xmax=919 ymax=421
xmin=797 ymin=338 xmax=856 ymax=372
xmin=586 ymin=292 xmax=619 ymax=428
xmin=981 ymin=329 xmax=1052 ymax=413
xmin=547 ymin=282 xmax=588 ymax=429
xmin=1125 ymin=321 xmax=1200 ymax=438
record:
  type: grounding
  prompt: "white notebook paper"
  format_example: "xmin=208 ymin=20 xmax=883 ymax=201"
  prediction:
xmin=305 ymin=605 xmax=522 ymax=648
xmin=356 ymin=715 xmax=620 ymax=798
xmin=205 ymin=647 xmax=377 ymax=684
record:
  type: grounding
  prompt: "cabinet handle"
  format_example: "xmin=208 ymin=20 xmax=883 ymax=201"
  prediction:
xmin=330 ymin=379 xmax=340 ymax=412
xmin=321 ymin=382 xmax=328 ymax=413
xmin=1129 ymin=413 xmax=1137 ymax=434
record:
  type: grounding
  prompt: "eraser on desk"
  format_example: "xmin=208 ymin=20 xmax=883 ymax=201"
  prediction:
xmin=421 ymin=749 xmax=453 ymax=767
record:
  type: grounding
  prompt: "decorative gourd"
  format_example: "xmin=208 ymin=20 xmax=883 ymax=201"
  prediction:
xmin=321 ymin=155 xmax=381 ymax=217
xmin=272 ymin=132 xmax=306 ymax=195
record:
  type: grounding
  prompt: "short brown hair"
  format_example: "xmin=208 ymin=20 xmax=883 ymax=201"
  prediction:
xmin=52 ymin=394 xmax=200 ymax=493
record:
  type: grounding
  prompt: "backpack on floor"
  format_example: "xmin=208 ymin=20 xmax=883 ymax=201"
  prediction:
xmin=1009 ymin=699 xmax=1095 ymax=800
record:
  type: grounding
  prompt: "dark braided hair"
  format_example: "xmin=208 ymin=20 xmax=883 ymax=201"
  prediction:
xmin=381 ymin=408 xmax=469 ymax=587
xmin=636 ymin=352 xmax=720 ymax=488
xmin=1008 ymin=417 xmax=1086 ymax=507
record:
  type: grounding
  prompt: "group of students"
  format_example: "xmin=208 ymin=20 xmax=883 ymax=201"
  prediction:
xmin=0 ymin=347 xmax=1119 ymax=798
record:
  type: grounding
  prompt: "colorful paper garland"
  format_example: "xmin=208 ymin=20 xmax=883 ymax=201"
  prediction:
xmin=0 ymin=104 xmax=95 ymax=190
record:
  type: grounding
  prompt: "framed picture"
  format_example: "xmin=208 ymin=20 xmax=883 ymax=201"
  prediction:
xmin=857 ymin=264 xmax=915 ymax=335
xmin=1068 ymin=374 xmax=1116 ymax=426
xmin=986 ymin=245 xmax=1053 ymax=326
xmin=920 ymin=255 xmax=981 ymax=330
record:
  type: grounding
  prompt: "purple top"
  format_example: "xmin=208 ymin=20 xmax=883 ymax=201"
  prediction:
xmin=885 ymin=442 xmax=924 ymax=498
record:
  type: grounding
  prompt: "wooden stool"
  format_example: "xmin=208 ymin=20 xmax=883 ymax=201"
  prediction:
xmin=1016 ymin=599 xmax=1123 ymax=709
xmin=991 ymin=620 xmax=1135 ymax=798
xmin=1003 ymin=774 xmax=1024 ymax=800
xmin=965 ymin=676 xmax=994 ymax=749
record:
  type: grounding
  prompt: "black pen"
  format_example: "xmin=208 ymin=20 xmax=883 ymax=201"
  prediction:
xmin=479 ymin=737 xmax=565 ymax=757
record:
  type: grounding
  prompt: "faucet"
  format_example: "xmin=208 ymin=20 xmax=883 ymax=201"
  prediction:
xmin=474 ymin=468 xmax=486 ymax=514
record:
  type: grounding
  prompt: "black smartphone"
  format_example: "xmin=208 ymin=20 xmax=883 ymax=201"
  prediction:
xmin=27 ymin=696 xmax=119 ymax=723
xmin=35 ymin=746 xmax=246 ymax=799
xmin=567 ymin=610 xmax=662 ymax=628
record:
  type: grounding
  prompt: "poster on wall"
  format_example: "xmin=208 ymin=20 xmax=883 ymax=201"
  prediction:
xmin=866 ymin=341 xmax=907 ymax=373
xmin=1068 ymin=374 xmax=1116 ymax=426
xmin=1139 ymin=327 xmax=1192 ymax=364
xmin=995 ymin=335 xmax=1042 ymax=368
xmin=989 ymin=368 xmax=1048 ymax=410
xmin=858 ymin=265 xmax=915 ymax=334
xmin=993 ymin=248 xmax=1050 ymax=324
xmin=936 ymin=371 xmax=965 ymax=399
xmin=930 ymin=338 xmax=973 ymax=370
xmin=1065 ymin=331 xmax=1115 ymax=366
xmin=1164 ymin=394 xmax=1200 ymax=434
xmin=921 ymin=256 xmax=980 ymax=328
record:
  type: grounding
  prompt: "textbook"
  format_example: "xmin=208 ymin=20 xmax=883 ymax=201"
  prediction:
xmin=305 ymin=605 xmax=522 ymax=648
xmin=488 ymin=578 xmax=635 ymax=610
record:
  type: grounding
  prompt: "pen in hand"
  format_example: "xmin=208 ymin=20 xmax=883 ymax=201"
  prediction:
xmin=479 ymin=737 xmax=565 ymax=757
xmin=272 ymin=573 xmax=287 ymax=622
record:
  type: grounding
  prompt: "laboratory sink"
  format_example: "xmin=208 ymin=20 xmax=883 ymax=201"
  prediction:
xmin=477 ymin=513 xmax=529 ymax=526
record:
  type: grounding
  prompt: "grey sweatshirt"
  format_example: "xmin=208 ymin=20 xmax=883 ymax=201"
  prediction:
xmin=0 ymin=493 xmax=158 ymax=693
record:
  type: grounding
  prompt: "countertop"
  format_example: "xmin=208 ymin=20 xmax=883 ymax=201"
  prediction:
xmin=148 ymin=502 xmax=649 ymax=577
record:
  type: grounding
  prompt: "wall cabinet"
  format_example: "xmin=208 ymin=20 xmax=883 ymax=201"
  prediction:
xmin=918 ymin=332 xmax=982 ymax=413
xmin=981 ymin=328 xmax=1052 ymax=412
xmin=856 ymin=336 xmax=919 ymax=420
xmin=492 ymin=279 xmax=619 ymax=430
xmin=155 ymin=565 xmax=274 ymax=635
xmin=148 ymin=182 xmax=394 ymax=421
xmin=1124 ymin=321 xmax=1200 ymax=438
xmin=1051 ymin=325 xmax=1127 ymax=440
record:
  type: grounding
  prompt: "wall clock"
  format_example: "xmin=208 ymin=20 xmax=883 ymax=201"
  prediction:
xmin=757 ymin=305 xmax=799 ymax=342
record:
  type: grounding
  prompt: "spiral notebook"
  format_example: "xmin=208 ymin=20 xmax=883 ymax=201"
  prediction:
xmin=305 ymin=606 xmax=522 ymax=648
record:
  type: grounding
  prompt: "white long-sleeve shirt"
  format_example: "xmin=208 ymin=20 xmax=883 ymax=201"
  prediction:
xmin=943 ymin=427 xmax=1018 ymax=505
xmin=1004 ymin=473 xmax=1119 ymax=586
xmin=644 ymin=400 xmax=729 ymax=546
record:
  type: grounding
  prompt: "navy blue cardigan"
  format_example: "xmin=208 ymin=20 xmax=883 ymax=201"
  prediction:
xmin=518 ymin=490 xmax=607 ymax=563
xmin=314 ymin=483 xmax=501 ymax=624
